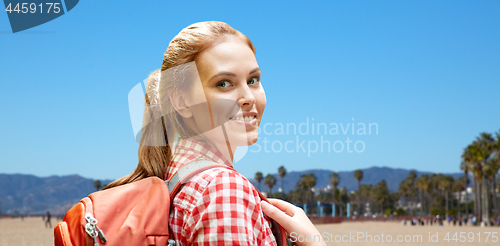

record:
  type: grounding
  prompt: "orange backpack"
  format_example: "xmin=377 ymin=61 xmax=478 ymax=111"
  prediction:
xmin=54 ymin=160 xmax=287 ymax=246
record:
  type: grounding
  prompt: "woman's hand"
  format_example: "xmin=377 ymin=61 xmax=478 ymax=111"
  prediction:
xmin=261 ymin=199 xmax=326 ymax=246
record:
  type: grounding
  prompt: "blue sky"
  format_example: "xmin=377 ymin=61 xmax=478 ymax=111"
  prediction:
xmin=1 ymin=1 xmax=499 ymax=180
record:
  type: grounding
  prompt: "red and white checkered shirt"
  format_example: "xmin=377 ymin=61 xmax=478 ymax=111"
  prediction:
xmin=165 ymin=138 xmax=278 ymax=246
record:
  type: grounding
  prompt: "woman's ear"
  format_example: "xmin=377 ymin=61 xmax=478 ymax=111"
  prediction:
xmin=169 ymin=93 xmax=193 ymax=118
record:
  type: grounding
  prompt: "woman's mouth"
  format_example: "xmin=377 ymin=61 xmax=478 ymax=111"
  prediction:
xmin=229 ymin=114 xmax=257 ymax=126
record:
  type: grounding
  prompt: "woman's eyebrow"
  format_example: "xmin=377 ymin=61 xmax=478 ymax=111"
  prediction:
xmin=249 ymin=67 xmax=260 ymax=74
xmin=209 ymin=67 xmax=261 ymax=81
xmin=210 ymin=71 xmax=236 ymax=80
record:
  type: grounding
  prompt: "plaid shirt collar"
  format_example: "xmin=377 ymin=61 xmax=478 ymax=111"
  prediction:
xmin=165 ymin=137 xmax=233 ymax=180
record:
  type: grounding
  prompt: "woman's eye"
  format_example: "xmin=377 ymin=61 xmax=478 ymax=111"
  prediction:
xmin=248 ymin=77 xmax=260 ymax=85
xmin=217 ymin=80 xmax=231 ymax=88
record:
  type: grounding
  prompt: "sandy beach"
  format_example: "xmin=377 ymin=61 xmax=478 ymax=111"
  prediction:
xmin=315 ymin=221 xmax=500 ymax=246
xmin=0 ymin=217 xmax=62 ymax=246
xmin=2 ymin=217 xmax=500 ymax=246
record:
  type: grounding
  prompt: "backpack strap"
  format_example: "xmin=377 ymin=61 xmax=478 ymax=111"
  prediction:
xmin=254 ymin=188 xmax=289 ymax=246
xmin=166 ymin=160 xmax=227 ymax=198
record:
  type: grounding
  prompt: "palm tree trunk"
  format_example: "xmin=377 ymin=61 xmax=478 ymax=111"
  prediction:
xmin=413 ymin=195 xmax=416 ymax=215
xmin=424 ymin=192 xmax=428 ymax=215
xmin=408 ymin=195 xmax=411 ymax=215
xmin=357 ymin=181 xmax=361 ymax=216
xmin=482 ymin=169 xmax=490 ymax=225
xmin=478 ymin=181 xmax=482 ymax=219
xmin=303 ymin=190 xmax=306 ymax=205
xmin=445 ymin=191 xmax=449 ymax=217
xmin=408 ymin=196 xmax=412 ymax=216
xmin=332 ymin=191 xmax=336 ymax=206
xmin=473 ymin=176 xmax=479 ymax=218
xmin=472 ymin=176 xmax=476 ymax=217
xmin=419 ymin=189 xmax=423 ymax=213
xmin=464 ymin=181 xmax=469 ymax=217
xmin=458 ymin=190 xmax=462 ymax=218
xmin=282 ymin=178 xmax=284 ymax=196
xmin=411 ymin=195 xmax=415 ymax=216
xmin=441 ymin=190 xmax=446 ymax=216
xmin=492 ymin=176 xmax=497 ymax=217
xmin=465 ymin=188 xmax=469 ymax=217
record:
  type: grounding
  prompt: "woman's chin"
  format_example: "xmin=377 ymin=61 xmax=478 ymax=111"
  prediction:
xmin=245 ymin=132 xmax=259 ymax=146
xmin=228 ymin=133 xmax=258 ymax=147
xmin=246 ymin=137 xmax=258 ymax=146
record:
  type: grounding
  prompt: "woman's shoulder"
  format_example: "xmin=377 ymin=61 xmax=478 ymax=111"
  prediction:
xmin=173 ymin=166 xmax=277 ymax=246
xmin=173 ymin=165 xmax=261 ymax=211
xmin=189 ymin=166 xmax=257 ymax=195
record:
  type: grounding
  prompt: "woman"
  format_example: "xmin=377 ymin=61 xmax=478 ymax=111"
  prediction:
xmin=106 ymin=21 xmax=325 ymax=246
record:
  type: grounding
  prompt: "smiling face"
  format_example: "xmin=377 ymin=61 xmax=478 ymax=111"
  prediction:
xmin=182 ymin=35 xmax=266 ymax=148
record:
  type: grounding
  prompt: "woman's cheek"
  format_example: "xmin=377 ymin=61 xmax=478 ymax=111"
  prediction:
xmin=258 ymin=90 xmax=266 ymax=114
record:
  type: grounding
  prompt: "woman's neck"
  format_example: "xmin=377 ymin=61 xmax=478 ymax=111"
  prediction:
xmin=192 ymin=135 xmax=235 ymax=165
xmin=181 ymin=120 xmax=237 ymax=165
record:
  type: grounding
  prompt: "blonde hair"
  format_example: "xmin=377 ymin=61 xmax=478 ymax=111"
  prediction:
xmin=104 ymin=21 xmax=255 ymax=189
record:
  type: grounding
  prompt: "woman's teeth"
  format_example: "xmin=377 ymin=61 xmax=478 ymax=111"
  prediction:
xmin=231 ymin=116 xmax=255 ymax=122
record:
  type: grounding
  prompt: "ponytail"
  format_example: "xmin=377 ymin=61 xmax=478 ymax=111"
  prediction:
xmin=104 ymin=70 xmax=172 ymax=190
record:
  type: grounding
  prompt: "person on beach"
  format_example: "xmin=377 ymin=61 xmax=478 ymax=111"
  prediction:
xmin=104 ymin=21 xmax=325 ymax=246
xmin=45 ymin=211 xmax=52 ymax=228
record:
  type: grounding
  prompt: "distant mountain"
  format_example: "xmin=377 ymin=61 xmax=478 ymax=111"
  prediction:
xmin=0 ymin=174 xmax=112 ymax=215
xmin=249 ymin=166 xmax=463 ymax=193
xmin=0 ymin=167 xmax=463 ymax=215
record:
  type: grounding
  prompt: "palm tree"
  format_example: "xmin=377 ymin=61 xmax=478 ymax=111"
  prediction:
xmin=255 ymin=172 xmax=263 ymax=190
xmin=298 ymin=173 xmax=317 ymax=204
xmin=455 ymin=176 xmax=467 ymax=218
xmin=476 ymin=133 xmax=495 ymax=224
xmin=296 ymin=176 xmax=308 ymax=204
xmin=416 ymin=174 xmax=429 ymax=214
xmin=407 ymin=171 xmax=417 ymax=181
xmin=264 ymin=174 xmax=276 ymax=196
xmin=398 ymin=179 xmax=411 ymax=215
xmin=442 ymin=176 xmax=454 ymax=216
xmin=93 ymin=180 xmax=102 ymax=191
xmin=330 ymin=172 xmax=340 ymax=205
xmin=360 ymin=184 xmax=374 ymax=214
xmin=469 ymin=144 xmax=482 ymax=218
xmin=462 ymin=144 xmax=482 ymax=219
xmin=398 ymin=171 xmax=419 ymax=215
xmin=485 ymin=156 xmax=500 ymax=216
xmin=278 ymin=166 xmax=287 ymax=195
xmin=489 ymin=131 xmax=500 ymax=215
xmin=354 ymin=169 xmax=363 ymax=215
xmin=432 ymin=174 xmax=453 ymax=217
xmin=460 ymin=159 xmax=470 ymax=217
xmin=374 ymin=180 xmax=390 ymax=214
xmin=339 ymin=187 xmax=349 ymax=216
xmin=461 ymin=133 xmax=495 ymax=224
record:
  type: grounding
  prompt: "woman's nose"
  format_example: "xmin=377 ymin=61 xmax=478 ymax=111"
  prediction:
xmin=237 ymin=84 xmax=256 ymax=109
